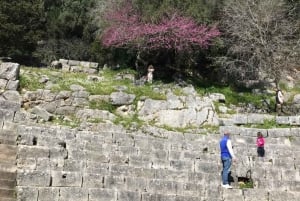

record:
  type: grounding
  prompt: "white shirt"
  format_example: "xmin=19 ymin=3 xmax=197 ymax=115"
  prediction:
xmin=227 ymin=139 xmax=236 ymax=159
xmin=277 ymin=90 xmax=284 ymax=104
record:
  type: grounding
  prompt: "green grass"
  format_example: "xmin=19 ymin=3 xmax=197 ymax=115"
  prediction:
xmin=89 ymin=100 xmax=117 ymax=113
xmin=19 ymin=71 xmax=45 ymax=91
xmin=239 ymin=181 xmax=254 ymax=189
xmin=52 ymin=115 xmax=81 ymax=128
xmin=113 ymin=114 xmax=144 ymax=129
xmin=244 ymin=118 xmax=292 ymax=129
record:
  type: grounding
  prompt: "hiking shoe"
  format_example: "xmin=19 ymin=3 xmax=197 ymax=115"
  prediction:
xmin=222 ymin=184 xmax=233 ymax=189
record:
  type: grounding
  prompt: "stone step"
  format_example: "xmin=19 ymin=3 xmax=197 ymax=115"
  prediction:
xmin=0 ymin=171 xmax=16 ymax=181
xmin=0 ymin=188 xmax=15 ymax=199
xmin=0 ymin=179 xmax=15 ymax=189
xmin=0 ymin=198 xmax=16 ymax=201
xmin=0 ymin=144 xmax=17 ymax=162
xmin=0 ymin=163 xmax=17 ymax=173
xmin=0 ymin=130 xmax=17 ymax=146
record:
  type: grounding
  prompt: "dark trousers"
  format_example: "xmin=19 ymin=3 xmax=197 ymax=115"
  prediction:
xmin=257 ymin=147 xmax=265 ymax=157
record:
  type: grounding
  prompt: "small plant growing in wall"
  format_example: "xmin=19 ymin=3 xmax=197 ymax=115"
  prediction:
xmin=238 ymin=181 xmax=254 ymax=189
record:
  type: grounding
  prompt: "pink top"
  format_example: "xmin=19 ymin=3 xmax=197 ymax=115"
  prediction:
xmin=256 ymin=137 xmax=265 ymax=147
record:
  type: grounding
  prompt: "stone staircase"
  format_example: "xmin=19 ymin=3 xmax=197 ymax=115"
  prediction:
xmin=0 ymin=128 xmax=17 ymax=201
xmin=13 ymin=122 xmax=300 ymax=201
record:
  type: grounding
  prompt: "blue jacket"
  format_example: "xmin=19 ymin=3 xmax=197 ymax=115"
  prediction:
xmin=220 ymin=136 xmax=231 ymax=159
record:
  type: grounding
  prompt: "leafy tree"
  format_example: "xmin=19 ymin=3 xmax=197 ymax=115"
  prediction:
xmin=35 ymin=0 xmax=98 ymax=65
xmin=0 ymin=0 xmax=45 ymax=64
xmin=101 ymin=0 xmax=220 ymax=78
xmin=216 ymin=0 xmax=300 ymax=87
xmin=131 ymin=0 xmax=222 ymax=24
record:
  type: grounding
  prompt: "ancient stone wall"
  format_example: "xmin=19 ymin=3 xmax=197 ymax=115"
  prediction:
xmin=0 ymin=62 xmax=300 ymax=201
xmin=51 ymin=59 xmax=99 ymax=74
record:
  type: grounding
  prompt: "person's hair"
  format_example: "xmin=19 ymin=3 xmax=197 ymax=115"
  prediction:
xmin=257 ymin=132 xmax=263 ymax=137
xmin=224 ymin=131 xmax=230 ymax=136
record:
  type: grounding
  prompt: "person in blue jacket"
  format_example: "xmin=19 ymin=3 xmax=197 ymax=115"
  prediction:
xmin=219 ymin=131 xmax=237 ymax=189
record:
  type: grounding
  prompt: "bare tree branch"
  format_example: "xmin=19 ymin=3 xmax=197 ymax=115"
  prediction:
xmin=217 ymin=0 xmax=300 ymax=86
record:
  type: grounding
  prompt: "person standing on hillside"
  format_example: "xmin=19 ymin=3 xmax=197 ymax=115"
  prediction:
xmin=219 ymin=131 xmax=237 ymax=189
xmin=275 ymin=88 xmax=284 ymax=113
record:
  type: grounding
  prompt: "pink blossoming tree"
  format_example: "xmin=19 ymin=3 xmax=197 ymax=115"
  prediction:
xmin=101 ymin=1 xmax=220 ymax=77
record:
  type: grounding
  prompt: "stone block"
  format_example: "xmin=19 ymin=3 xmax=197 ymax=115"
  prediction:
xmin=132 ymin=167 xmax=155 ymax=179
xmin=50 ymin=147 xmax=68 ymax=160
xmin=0 ymin=108 xmax=14 ymax=121
xmin=18 ymin=146 xmax=50 ymax=159
xmin=219 ymin=126 xmax=242 ymax=135
xmin=267 ymin=128 xmax=291 ymax=137
xmin=205 ymin=187 xmax=223 ymax=200
xmin=187 ymin=172 xmax=205 ymax=183
xmin=38 ymin=187 xmax=59 ymax=201
xmin=286 ymin=181 xmax=300 ymax=191
xmin=109 ymin=151 xmax=129 ymax=165
xmin=276 ymin=116 xmax=290 ymax=125
xmin=68 ymin=149 xmax=87 ymax=160
xmin=89 ymin=62 xmax=99 ymax=69
xmin=56 ymin=59 xmax=66 ymax=64
xmin=0 ymin=78 xmax=7 ymax=89
xmin=117 ymin=191 xmax=141 ymax=201
xmin=0 ymin=62 xmax=19 ymax=80
xmin=17 ymin=170 xmax=51 ymax=186
xmin=64 ymin=160 xmax=86 ymax=172
xmin=85 ymin=162 xmax=109 ymax=174
xmin=148 ymin=179 xmax=179 ymax=194
xmin=68 ymin=60 xmax=80 ymax=66
xmin=85 ymin=151 xmax=109 ymax=163
xmin=89 ymin=188 xmax=116 ymax=201
xmin=17 ymin=158 xmax=36 ymax=170
xmin=49 ymin=158 xmax=65 ymax=171
xmin=51 ymin=171 xmax=82 ymax=187
xmin=110 ymin=165 xmax=131 ymax=176
xmin=169 ymin=150 xmax=182 ymax=160
xmin=289 ymin=116 xmax=300 ymax=125
xmin=17 ymin=187 xmax=38 ymax=201
xmin=268 ymin=190 xmax=299 ymax=201
xmin=233 ymin=114 xmax=248 ymax=125
xmin=112 ymin=133 xmax=135 ymax=146
xmin=79 ymin=61 xmax=90 ymax=68
xmin=31 ymin=106 xmax=53 ymax=121
xmin=151 ymin=158 xmax=169 ymax=169
xmin=34 ymin=158 xmax=51 ymax=171
xmin=0 ymin=99 xmax=21 ymax=111
xmin=125 ymin=177 xmax=148 ymax=192
xmin=177 ymin=182 xmax=204 ymax=197
xmin=129 ymin=155 xmax=152 ymax=168
xmin=222 ymin=189 xmax=244 ymax=201
xmin=243 ymin=189 xmax=268 ymax=201
xmin=142 ymin=192 xmax=176 ymax=201
xmin=59 ymin=187 xmax=88 ymax=201
xmin=169 ymin=160 xmax=194 ymax=172
xmin=83 ymin=173 xmax=104 ymax=188
xmin=155 ymin=169 xmax=187 ymax=182
xmin=281 ymin=169 xmax=300 ymax=183
xmin=84 ymin=143 xmax=103 ymax=152
xmin=104 ymin=175 xmax=125 ymax=189
xmin=195 ymin=161 xmax=218 ymax=174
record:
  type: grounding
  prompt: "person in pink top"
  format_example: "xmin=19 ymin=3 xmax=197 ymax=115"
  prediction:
xmin=256 ymin=132 xmax=265 ymax=157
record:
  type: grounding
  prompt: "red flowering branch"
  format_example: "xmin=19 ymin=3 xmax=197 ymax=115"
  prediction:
xmin=101 ymin=2 xmax=220 ymax=52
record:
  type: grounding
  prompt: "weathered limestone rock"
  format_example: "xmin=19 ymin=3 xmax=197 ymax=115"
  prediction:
xmin=75 ymin=109 xmax=116 ymax=121
xmin=31 ymin=106 xmax=54 ymax=121
xmin=110 ymin=91 xmax=135 ymax=105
